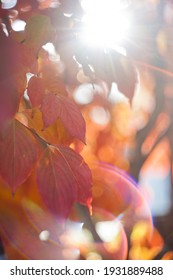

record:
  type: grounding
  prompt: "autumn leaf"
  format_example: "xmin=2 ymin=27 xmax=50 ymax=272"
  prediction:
xmin=20 ymin=44 xmax=38 ymax=74
xmin=27 ymin=76 xmax=45 ymax=107
xmin=76 ymin=47 xmax=137 ymax=102
xmin=24 ymin=108 xmax=73 ymax=145
xmin=36 ymin=145 xmax=92 ymax=218
xmin=0 ymin=5 xmax=7 ymax=17
xmin=0 ymin=188 xmax=66 ymax=259
xmin=115 ymin=56 xmax=137 ymax=102
xmin=0 ymin=80 xmax=19 ymax=129
xmin=38 ymin=0 xmax=56 ymax=10
xmin=23 ymin=200 xmax=64 ymax=240
xmin=24 ymin=15 xmax=54 ymax=52
xmin=0 ymin=120 xmax=38 ymax=193
xmin=41 ymin=94 xmax=86 ymax=142
xmin=0 ymin=27 xmax=21 ymax=79
xmin=0 ymin=27 xmax=24 ymax=127
xmin=59 ymin=0 xmax=83 ymax=17
xmin=0 ymin=181 xmax=80 ymax=259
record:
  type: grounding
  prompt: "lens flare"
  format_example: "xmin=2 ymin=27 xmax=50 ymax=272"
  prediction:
xmin=81 ymin=0 xmax=131 ymax=48
xmin=92 ymin=162 xmax=153 ymax=227
xmin=65 ymin=163 xmax=154 ymax=260
xmin=91 ymin=162 xmax=153 ymax=258
xmin=0 ymin=162 xmax=154 ymax=260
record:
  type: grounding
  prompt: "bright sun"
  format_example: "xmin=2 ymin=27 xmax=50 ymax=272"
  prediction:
xmin=81 ymin=0 xmax=131 ymax=49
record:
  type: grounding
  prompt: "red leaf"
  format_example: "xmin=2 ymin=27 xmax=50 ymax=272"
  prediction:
xmin=20 ymin=44 xmax=38 ymax=74
xmin=0 ymin=27 xmax=21 ymax=79
xmin=27 ymin=76 xmax=45 ymax=107
xmin=0 ymin=27 xmax=22 ymax=127
xmin=41 ymin=94 xmax=86 ymax=142
xmin=57 ymin=145 xmax=92 ymax=205
xmin=24 ymin=15 xmax=54 ymax=52
xmin=36 ymin=145 xmax=92 ymax=218
xmin=0 ymin=120 xmax=38 ymax=192
xmin=0 ymin=80 xmax=19 ymax=128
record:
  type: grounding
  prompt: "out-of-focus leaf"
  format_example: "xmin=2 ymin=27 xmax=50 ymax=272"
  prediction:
xmin=0 ymin=27 xmax=25 ymax=127
xmin=24 ymin=15 xmax=54 ymax=52
xmin=38 ymin=51 xmax=68 ymax=95
xmin=76 ymin=47 xmax=137 ymax=102
xmin=20 ymin=44 xmax=38 ymax=74
xmin=0 ymin=182 xmax=77 ymax=259
xmin=36 ymin=145 xmax=92 ymax=218
xmin=0 ymin=208 xmax=65 ymax=259
xmin=27 ymin=76 xmax=45 ymax=107
xmin=23 ymin=200 xmax=64 ymax=241
xmin=115 ymin=56 xmax=137 ymax=102
xmin=59 ymin=0 xmax=83 ymax=17
xmin=15 ymin=70 xmax=27 ymax=98
xmin=0 ymin=120 xmax=38 ymax=193
xmin=0 ymin=6 xmax=7 ymax=17
xmin=41 ymin=94 xmax=86 ymax=142
xmin=38 ymin=0 xmax=59 ymax=9
xmin=129 ymin=224 xmax=164 ymax=260
xmin=0 ymin=80 xmax=19 ymax=129
xmin=0 ymin=27 xmax=21 ymax=79
xmin=162 ymin=252 xmax=173 ymax=260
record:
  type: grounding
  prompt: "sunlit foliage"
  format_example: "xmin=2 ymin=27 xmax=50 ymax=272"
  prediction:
xmin=0 ymin=0 xmax=173 ymax=260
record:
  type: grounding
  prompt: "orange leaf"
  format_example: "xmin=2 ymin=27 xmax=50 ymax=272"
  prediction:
xmin=41 ymin=94 xmax=86 ymax=142
xmin=36 ymin=145 xmax=92 ymax=218
xmin=0 ymin=120 xmax=38 ymax=192
xmin=24 ymin=108 xmax=73 ymax=145
xmin=0 ymin=185 xmax=68 ymax=259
